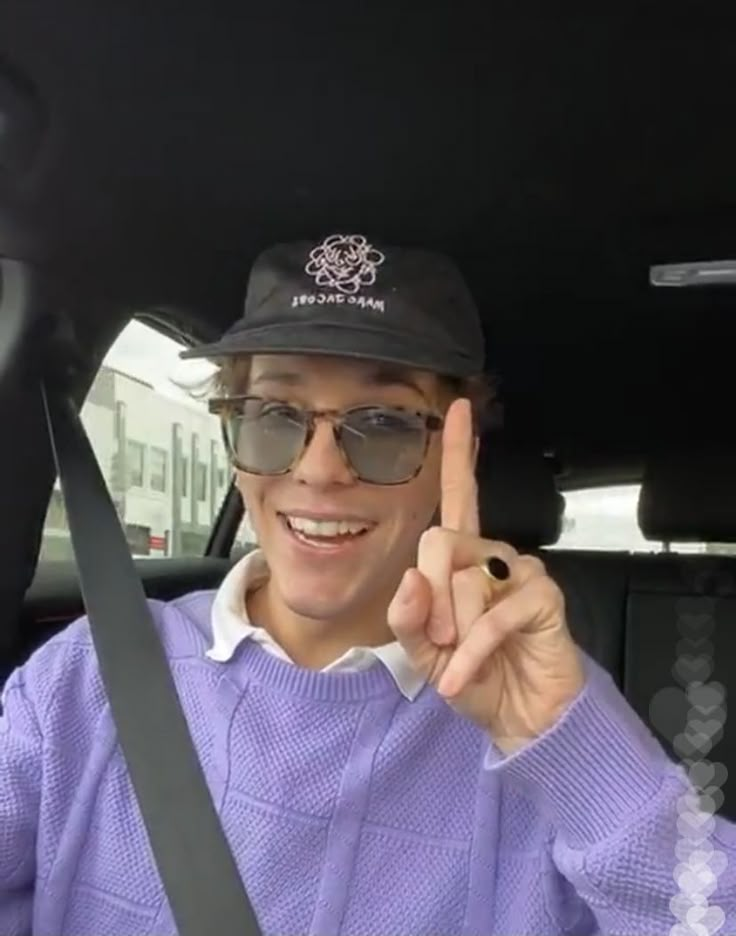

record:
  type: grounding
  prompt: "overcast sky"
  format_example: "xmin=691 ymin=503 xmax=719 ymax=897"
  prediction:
xmin=103 ymin=319 xmax=217 ymax=408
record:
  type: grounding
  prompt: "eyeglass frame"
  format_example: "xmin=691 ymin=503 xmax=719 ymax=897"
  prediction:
xmin=208 ymin=394 xmax=445 ymax=484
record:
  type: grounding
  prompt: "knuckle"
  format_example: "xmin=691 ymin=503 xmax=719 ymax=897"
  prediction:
xmin=484 ymin=541 xmax=519 ymax=567
xmin=452 ymin=567 xmax=479 ymax=590
xmin=485 ymin=605 xmax=513 ymax=634
xmin=420 ymin=525 xmax=448 ymax=551
xmin=530 ymin=574 xmax=563 ymax=606
xmin=519 ymin=554 xmax=547 ymax=576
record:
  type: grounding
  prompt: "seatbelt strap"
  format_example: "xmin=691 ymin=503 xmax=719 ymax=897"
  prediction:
xmin=41 ymin=385 xmax=263 ymax=936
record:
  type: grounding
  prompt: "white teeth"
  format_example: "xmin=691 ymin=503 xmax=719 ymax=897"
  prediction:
xmin=286 ymin=516 xmax=369 ymax=537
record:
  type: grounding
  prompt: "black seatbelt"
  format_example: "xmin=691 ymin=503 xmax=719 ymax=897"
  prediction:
xmin=41 ymin=385 xmax=263 ymax=936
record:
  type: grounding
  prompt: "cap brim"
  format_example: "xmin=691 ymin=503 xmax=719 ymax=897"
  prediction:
xmin=179 ymin=322 xmax=478 ymax=377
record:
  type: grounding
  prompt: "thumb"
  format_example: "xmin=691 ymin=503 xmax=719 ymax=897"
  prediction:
xmin=387 ymin=568 xmax=433 ymax=652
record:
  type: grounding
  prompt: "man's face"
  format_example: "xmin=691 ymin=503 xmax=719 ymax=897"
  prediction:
xmin=235 ymin=353 xmax=446 ymax=622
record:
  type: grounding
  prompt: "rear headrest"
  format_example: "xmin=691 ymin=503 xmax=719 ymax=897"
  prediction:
xmin=638 ymin=453 xmax=736 ymax=542
xmin=477 ymin=449 xmax=563 ymax=550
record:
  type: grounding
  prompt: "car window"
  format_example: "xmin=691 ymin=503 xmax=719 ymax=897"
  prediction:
xmin=40 ymin=319 xmax=233 ymax=560
xmin=552 ymin=484 xmax=736 ymax=555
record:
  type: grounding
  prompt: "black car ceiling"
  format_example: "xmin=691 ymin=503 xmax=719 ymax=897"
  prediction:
xmin=0 ymin=1 xmax=735 ymax=481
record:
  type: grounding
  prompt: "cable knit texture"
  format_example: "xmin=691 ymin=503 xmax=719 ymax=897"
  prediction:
xmin=1 ymin=590 xmax=735 ymax=935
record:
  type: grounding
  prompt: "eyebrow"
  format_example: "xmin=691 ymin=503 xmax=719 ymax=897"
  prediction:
xmin=251 ymin=364 xmax=430 ymax=402
xmin=365 ymin=365 xmax=430 ymax=401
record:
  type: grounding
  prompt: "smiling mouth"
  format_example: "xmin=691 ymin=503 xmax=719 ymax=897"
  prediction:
xmin=278 ymin=513 xmax=374 ymax=548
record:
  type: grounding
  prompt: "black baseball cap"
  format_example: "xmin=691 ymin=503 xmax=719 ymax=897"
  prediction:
xmin=180 ymin=234 xmax=485 ymax=378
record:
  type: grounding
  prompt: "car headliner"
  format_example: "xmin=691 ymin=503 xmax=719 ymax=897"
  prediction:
xmin=1 ymin=1 xmax=735 ymax=485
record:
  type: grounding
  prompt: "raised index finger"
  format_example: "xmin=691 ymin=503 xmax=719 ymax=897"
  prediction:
xmin=440 ymin=397 xmax=480 ymax=535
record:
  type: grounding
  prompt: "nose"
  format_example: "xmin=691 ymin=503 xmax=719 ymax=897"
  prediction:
xmin=291 ymin=420 xmax=354 ymax=487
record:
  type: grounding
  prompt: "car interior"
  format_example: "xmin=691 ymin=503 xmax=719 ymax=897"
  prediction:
xmin=1 ymin=4 xmax=734 ymax=919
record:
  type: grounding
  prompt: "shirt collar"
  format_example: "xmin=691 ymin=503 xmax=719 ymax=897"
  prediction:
xmin=206 ymin=549 xmax=426 ymax=701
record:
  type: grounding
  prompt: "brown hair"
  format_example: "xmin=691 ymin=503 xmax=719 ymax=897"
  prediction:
xmin=210 ymin=356 xmax=501 ymax=433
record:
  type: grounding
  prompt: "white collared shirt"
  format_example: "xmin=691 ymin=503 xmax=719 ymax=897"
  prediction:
xmin=206 ymin=549 xmax=426 ymax=701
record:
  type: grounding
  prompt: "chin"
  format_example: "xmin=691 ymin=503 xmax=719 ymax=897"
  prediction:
xmin=282 ymin=591 xmax=355 ymax=622
xmin=273 ymin=569 xmax=361 ymax=620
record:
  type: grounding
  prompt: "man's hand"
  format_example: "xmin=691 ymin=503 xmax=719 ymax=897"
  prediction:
xmin=387 ymin=398 xmax=585 ymax=754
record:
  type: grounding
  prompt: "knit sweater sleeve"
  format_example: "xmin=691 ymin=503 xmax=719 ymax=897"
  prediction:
xmin=484 ymin=655 xmax=736 ymax=935
xmin=0 ymin=665 xmax=44 ymax=936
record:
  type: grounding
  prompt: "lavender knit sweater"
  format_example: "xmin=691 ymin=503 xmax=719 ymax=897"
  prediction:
xmin=1 ymin=589 xmax=734 ymax=935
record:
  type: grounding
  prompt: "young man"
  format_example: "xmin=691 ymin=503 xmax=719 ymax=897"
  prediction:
xmin=1 ymin=234 xmax=734 ymax=934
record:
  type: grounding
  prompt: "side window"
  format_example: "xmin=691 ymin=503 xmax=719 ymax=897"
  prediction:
xmin=126 ymin=440 xmax=146 ymax=488
xmin=40 ymin=319 xmax=235 ymax=560
xmin=150 ymin=447 xmax=168 ymax=493
xmin=552 ymin=484 xmax=736 ymax=555
xmin=195 ymin=463 xmax=208 ymax=502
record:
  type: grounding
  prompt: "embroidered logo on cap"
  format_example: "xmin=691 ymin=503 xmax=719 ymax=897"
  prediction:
xmin=305 ymin=234 xmax=385 ymax=295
